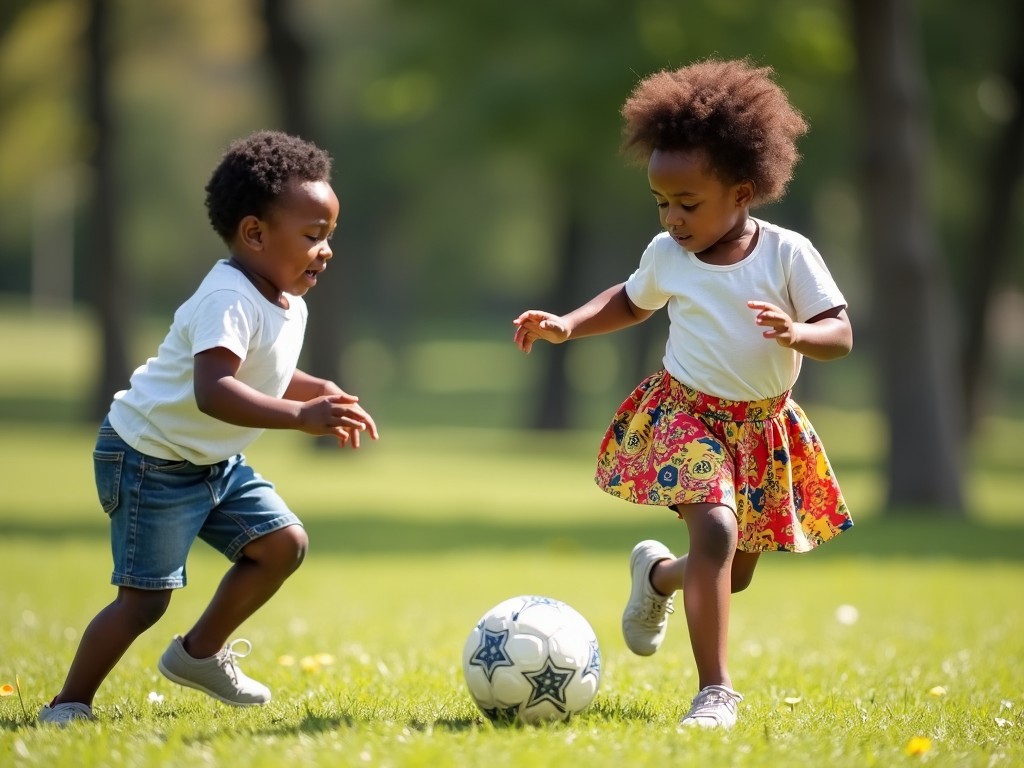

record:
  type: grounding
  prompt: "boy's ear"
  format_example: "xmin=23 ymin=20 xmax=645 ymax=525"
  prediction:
xmin=238 ymin=215 xmax=264 ymax=250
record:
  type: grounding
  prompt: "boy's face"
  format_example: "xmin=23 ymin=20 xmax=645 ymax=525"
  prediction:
xmin=237 ymin=178 xmax=340 ymax=301
xmin=647 ymin=149 xmax=753 ymax=258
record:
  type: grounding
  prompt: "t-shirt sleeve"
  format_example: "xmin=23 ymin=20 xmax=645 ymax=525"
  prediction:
xmin=624 ymin=236 xmax=671 ymax=311
xmin=788 ymin=242 xmax=847 ymax=322
xmin=188 ymin=290 xmax=256 ymax=360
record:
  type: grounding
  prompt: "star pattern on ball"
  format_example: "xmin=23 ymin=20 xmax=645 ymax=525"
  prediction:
xmin=584 ymin=639 xmax=601 ymax=680
xmin=468 ymin=628 xmax=514 ymax=682
xmin=524 ymin=657 xmax=576 ymax=712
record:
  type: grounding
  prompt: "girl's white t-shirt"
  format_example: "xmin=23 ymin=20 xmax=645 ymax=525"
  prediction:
xmin=624 ymin=218 xmax=846 ymax=401
xmin=108 ymin=260 xmax=308 ymax=464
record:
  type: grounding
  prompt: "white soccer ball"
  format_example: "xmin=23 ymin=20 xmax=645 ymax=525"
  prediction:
xmin=462 ymin=595 xmax=601 ymax=725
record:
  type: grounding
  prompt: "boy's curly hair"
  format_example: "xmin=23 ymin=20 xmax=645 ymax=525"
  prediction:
xmin=205 ymin=130 xmax=333 ymax=242
xmin=621 ymin=58 xmax=807 ymax=205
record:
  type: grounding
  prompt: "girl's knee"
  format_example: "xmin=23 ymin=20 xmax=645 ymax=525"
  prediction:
xmin=689 ymin=505 xmax=739 ymax=561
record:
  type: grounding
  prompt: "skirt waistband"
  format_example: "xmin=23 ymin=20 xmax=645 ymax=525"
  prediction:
xmin=665 ymin=374 xmax=791 ymax=422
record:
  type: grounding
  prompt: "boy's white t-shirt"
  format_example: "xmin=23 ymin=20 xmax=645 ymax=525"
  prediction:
xmin=108 ymin=260 xmax=308 ymax=465
xmin=624 ymin=218 xmax=846 ymax=401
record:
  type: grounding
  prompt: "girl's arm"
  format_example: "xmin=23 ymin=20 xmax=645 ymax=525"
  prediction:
xmin=513 ymin=283 xmax=654 ymax=353
xmin=748 ymin=302 xmax=853 ymax=361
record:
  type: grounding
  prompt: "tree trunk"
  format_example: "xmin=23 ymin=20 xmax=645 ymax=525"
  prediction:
xmin=262 ymin=0 xmax=346 ymax=426
xmin=962 ymin=3 xmax=1024 ymax=430
xmin=86 ymin=0 xmax=131 ymax=419
xmin=849 ymin=0 xmax=964 ymax=513
xmin=534 ymin=181 xmax=587 ymax=429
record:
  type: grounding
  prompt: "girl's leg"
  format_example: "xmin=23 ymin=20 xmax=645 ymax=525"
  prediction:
xmin=664 ymin=503 xmax=740 ymax=689
xmin=181 ymin=524 xmax=308 ymax=658
xmin=51 ymin=587 xmax=172 ymax=706
xmin=651 ymin=549 xmax=760 ymax=596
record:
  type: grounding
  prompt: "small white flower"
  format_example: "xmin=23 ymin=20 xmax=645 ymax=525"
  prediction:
xmin=147 ymin=691 xmax=165 ymax=704
xmin=835 ymin=604 xmax=859 ymax=625
xmin=994 ymin=717 xmax=1012 ymax=728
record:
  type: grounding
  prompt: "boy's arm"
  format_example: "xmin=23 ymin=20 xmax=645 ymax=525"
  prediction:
xmin=283 ymin=368 xmax=346 ymax=401
xmin=193 ymin=347 xmax=374 ymax=437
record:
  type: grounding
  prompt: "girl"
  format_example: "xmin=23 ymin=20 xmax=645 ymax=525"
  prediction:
xmin=513 ymin=59 xmax=853 ymax=729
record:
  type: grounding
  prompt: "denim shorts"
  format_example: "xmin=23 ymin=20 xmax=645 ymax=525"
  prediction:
xmin=94 ymin=419 xmax=302 ymax=590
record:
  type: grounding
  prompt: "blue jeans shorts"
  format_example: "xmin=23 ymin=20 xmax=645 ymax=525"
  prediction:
xmin=94 ymin=419 xmax=302 ymax=590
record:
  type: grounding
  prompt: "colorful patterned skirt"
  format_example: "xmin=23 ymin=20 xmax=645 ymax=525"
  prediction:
xmin=595 ymin=370 xmax=853 ymax=553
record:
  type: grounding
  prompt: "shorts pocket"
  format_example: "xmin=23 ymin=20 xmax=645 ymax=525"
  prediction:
xmin=94 ymin=449 xmax=124 ymax=515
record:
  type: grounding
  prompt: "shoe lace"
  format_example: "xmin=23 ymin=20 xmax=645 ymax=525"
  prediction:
xmin=638 ymin=594 xmax=675 ymax=627
xmin=688 ymin=686 xmax=741 ymax=720
xmin=215 ymin=638 xmax=253 ymax=684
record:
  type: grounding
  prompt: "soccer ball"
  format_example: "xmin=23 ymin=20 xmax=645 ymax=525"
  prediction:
xmin=462 ymin=595 xmax=601 ymax=725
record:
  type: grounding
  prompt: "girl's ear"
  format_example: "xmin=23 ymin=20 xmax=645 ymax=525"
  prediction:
xmin=735 ymin=180 xmax=755 ymax=208
xmin=238 ymin=215 xmax=264 ymax=250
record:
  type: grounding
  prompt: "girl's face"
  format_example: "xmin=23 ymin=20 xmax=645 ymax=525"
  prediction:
xmin=234 ymin=178 xmax=339 ymax=305
xmin=647 ymin=149 xmax=754 ymax=261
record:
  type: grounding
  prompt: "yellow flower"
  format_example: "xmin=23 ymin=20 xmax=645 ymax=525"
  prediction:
xmin=928 ymin=686 xmax=947 ymax=697
xmin=314 ymin=653 xmax=336 ymax=666
xmin=278 ymin=655 xmax=296 ymax=667
xmin=0 ymin=684 xmax=13 ymax=697
xmin=300 ymin=655 xmax=321 ymax=673
xmin=905 ymin=736 xmax=932 ymax=756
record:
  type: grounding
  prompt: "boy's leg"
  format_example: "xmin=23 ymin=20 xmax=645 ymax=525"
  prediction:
xmin=50 ymin=587 xmax=171 ymax=707
xmin=181 ymin=524 xmax=308 ymax=658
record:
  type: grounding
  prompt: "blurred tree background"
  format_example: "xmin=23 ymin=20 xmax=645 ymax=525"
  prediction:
xmin=0 ymin=0 xmax=1021 ymax=515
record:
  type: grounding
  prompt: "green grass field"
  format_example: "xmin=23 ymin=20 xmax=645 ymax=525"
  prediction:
xmin=2 ymin=305 xmax=1023 ymax=766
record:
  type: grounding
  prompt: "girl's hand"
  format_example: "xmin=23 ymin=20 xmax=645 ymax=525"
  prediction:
xmin=512 ymin=311 xmax=570 ymax=353
xmin=748 ymin=300 xmax=799 ymax=348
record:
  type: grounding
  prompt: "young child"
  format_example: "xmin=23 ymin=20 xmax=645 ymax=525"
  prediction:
xmin=513 ymin=59 xmax=853 ymax=729
xmin=39 ymin=130 xmax=378 ymax=725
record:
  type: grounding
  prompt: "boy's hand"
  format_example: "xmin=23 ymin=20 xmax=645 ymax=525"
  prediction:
xmin=298 ymin=395 xmax=379 ymax=448
xmin=513 ymin=311 xmax=570 ymax=353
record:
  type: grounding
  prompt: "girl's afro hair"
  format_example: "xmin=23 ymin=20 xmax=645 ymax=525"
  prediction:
xmin=621 ymin=58 xmax=808 ymax=205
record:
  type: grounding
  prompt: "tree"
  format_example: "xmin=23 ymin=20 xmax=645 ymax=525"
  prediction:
xmin=260 ymin=0 xmax=347 ymax=405
xmin=85 ymin=0 xmax=131 ymax=419
xmin=848 ymin=0 xmax=964 ymax=513
xmin=961 ymin=1 xmax=1024 ymax=429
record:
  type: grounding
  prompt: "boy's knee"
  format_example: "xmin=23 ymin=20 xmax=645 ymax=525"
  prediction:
xmin=120 ymin=590 xmax=171 ymax=631
xmin=249 ymin=525 xmax=308 ymax=574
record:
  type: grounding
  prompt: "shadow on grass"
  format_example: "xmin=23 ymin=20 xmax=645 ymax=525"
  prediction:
xmin=3 ymin=515 xmax=1023 ymax=562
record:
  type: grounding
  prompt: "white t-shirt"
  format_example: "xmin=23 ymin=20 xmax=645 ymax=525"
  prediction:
xmin=624 ymin=219 xmax=846 ymax=401
xmin=108 ymin=260 xmax=308 ymax=464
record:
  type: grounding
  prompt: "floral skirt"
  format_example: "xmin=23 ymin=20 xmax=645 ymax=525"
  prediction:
xmin=595 ymin=370 xmax=853 ymax=553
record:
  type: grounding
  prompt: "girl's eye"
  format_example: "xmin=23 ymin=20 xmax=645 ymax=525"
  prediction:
xmin=681 ymin=204 xmax=697 ymax=212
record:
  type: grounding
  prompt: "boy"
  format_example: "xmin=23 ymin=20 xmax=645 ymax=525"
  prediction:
xmin=40 ymin=130 xmax=378 ymax=725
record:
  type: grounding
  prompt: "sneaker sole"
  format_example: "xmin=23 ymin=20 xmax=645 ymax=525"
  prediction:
xmin=157 ymin=658 xmax=270 ymax=707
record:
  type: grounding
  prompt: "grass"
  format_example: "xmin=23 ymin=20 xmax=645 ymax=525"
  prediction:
xmin=1 ymin=303 xmax=1023 ymax=766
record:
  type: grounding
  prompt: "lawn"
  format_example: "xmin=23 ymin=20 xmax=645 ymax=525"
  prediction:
xmin=1 ymin=305 xmax=1023 ymax=766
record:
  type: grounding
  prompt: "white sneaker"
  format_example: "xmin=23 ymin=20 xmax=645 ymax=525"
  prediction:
xmin=38 ymin=701 xmax=94 ymax=726
xmin=621 ymin=540 xmax=675 ymax=656
xmin=679 ymin=685 xmax=743 ymax=729
xmin=158 ymin=635 xmax=271 ymax=706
